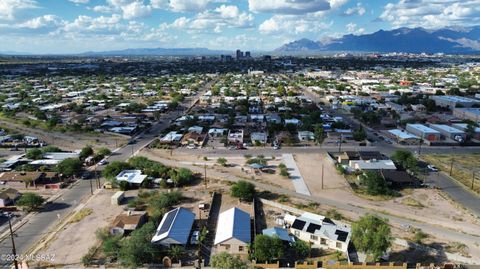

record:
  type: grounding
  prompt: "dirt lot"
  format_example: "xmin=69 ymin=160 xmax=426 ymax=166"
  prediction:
xmin=423 ymin=153 xmax=480 ymax=194
xmin=0 ymin=118 xmax=128 ymax=151
xmin=145 ymin=149 xmax=295 ymax=191
xmin=296 ymin=153 xmax=480 ymax=239
xmin=36 ymin=189 xmax=125 ymax=266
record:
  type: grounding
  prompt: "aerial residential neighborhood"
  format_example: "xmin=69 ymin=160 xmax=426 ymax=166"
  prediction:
xmin=1 ymin=1 xmax=480 ymax=269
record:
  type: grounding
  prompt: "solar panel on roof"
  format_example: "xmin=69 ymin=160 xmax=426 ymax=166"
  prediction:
xmin=291 ymin=219 xmax=306 ymax=230
xmin=323 ymin=218 xmax=335 ymax=224
xmin=335 ymin=230 xmax=349 ymax=242
xmin=156 ymin=209 xmax=176 ymax=236
xmin=306 ymin=223 xmax=321 ymax=233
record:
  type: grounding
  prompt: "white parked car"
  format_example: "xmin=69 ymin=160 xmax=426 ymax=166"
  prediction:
xmin=190 ymin=231 xmax=199 ymax=245
xmin=427 ymin=165 xmax=438 ymax=172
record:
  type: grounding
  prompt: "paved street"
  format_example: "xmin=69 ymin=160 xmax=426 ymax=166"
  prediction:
xmin=0 ymin=179 xmax=92 ymax=267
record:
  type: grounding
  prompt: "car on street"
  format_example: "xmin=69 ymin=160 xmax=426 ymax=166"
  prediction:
xmin=99 ymin=159 xmax=108 ymax=165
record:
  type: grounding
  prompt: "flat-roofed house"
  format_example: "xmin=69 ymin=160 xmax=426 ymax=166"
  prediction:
xmin=214 ymin=207 xmax=251 ymax=255
xmin=151 ymin=207 xmax=195 ymax=247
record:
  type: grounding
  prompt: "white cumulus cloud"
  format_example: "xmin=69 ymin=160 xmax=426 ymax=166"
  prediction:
xmin=0 ymin=0 xmax=37 ymax=20
xmin=249 ymin=0 xmax=331 ymax=14
xmin=380 ymin=0 xmax=480 ymax=29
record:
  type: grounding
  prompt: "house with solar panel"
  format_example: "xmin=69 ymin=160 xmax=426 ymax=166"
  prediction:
xmin=151 ymin=207 xmax=195 ymax=247
xmin=213 ymin=207 xmax=251 ymax=255
xmin=286 ymin=212 xmax=350 ymax=252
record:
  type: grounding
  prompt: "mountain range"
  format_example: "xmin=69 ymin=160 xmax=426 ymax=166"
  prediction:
xmin=275 ymin=26 xmax=480 ymax=54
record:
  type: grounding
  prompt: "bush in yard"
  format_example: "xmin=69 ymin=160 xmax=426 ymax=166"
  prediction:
xmin=82 ymin=246 xmax=96 ymax=266
xmin=230 ymin=180 xmax=255 ymax=201
xmin=217 ymin=157 xmax=228 ymax=167
xmin=16 ymin=193 xmax=45 ymax=211
xmin=211 ymin=252 xmax=248 ymax=269
xmin=168 ymin=168 xmax=193 ymax=187
xmin=118 ymin=180 xmax=129 ymax=191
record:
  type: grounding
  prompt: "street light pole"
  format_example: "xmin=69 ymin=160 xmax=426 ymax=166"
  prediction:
xmin=8 ymin=217 xmax=19 ymax=269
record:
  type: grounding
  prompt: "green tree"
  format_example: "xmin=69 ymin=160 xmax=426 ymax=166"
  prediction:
xmin=230 ymin=180 xmax=256 ymax=202
xmin=169 ymin=168 xmax=193 ymax=187
xmin=16 ymin=193 xmax=45 ymax=211
xmin=55 ymin=158 xmax=83 ymax=178
xmin=102 ymin=161 xmax=132 ymax=179
xmin=292 ymin=240 xmax=310 ymax=259
xmin=96 ymin=147 xmax=112 ymax=157
xmin=314 ymin=125 xmax=324 ymax=144
xmin=26 ymin=148 xmax=43 ymax=160
xmin=211 ymin=252 xmax=248 ymax=269
xmin=391 ymin=150 xmax=418 ymax=172
xmin=253 ymin=235 xmax=284 ymax=262
xmin=352 ymin=215 xmax=392 ymax=261
xmin=80 ymin=146 xmax=94 ymax=160
xmin=353 ymin=126 xmax=367 ymax=141
xmin=118 ymin=221 xmax=160 ymax=267
xmin=359 ymin=171 xmax=391 ymax=196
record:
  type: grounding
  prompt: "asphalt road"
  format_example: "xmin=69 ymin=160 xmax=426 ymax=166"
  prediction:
xmin=0 ymin=179 xmax=92 ymax=267
xmin=0 ymin=82 xmax=212 ymax=268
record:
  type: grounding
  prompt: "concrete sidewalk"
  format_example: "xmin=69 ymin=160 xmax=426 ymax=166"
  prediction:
xmin=282 ymin=154 xmax=311 ymax=196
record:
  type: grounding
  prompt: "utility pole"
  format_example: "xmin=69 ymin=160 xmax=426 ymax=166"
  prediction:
xmin=204 ymin=164 xmax=207 ymax=189
xmin=131 ymin=145 xmax=134 ymax=156
xmin=472 ymin=171 xmax=475 ymax=190
xmin=450 ymin=158 xmax=454 ymax=176
xmin=8 ymin=217 xmax=19 ymax=269
xmin=321 ymin=164 xmax=324 ymax=190
xmin=89 ymin=177 xmax=93 ymax=195
xmin=418 ymin=138 xmax=423 ymax=156
xmin=338 ymin=134 xmax=343 ymax=153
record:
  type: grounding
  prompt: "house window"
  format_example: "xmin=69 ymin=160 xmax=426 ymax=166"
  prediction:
xmin=239 ymin=246 xmax=244 ymax=252
xmin=294 ymin=230 xmax=300 ymax=237
xmin=310 ymin=235 xmax=318 ymax=241
xmin=321 ymin=238 xmax=327 ymax=245
xmin=336 ymin=242 xmax=342 ymax=249
xmin=220 ymin=244 xmax=230 ymax=250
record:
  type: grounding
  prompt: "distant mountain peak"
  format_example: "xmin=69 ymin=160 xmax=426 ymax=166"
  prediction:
xmin=275 ymin=26 xmax=480 ymax=54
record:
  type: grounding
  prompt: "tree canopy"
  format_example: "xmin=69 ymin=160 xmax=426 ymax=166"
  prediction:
xmin=102 ymin=161 xmax=132 ymax=179
xmin=55 ymin=158 xmax=83 ymax=178
xmin=230 ymin=180 xmax=256 ymax=202
xmin=16 ymin=193 xmax=45 ymax=211
xmin=359 ymin=171 xmax=392 ymax=196
xmin=352 ymin=215 xmax=392 ymax=261
xmin=252 ymin=234 xmax=284 ymax=262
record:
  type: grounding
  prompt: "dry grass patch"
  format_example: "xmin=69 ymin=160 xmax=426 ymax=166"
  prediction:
xmin=69 ymin=208 xmax=93 ymax=224
xmin=401 ymin=197 xmax=425 ymax=208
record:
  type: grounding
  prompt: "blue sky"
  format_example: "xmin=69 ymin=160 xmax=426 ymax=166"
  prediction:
xmin=0 ymin=0 xmax=479 ymax=54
